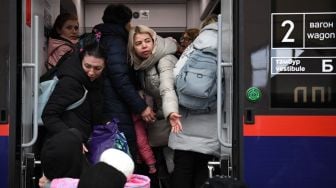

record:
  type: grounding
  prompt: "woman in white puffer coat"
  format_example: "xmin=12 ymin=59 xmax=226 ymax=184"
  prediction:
xmin=128 ymin=25 xmax=182 ymax=187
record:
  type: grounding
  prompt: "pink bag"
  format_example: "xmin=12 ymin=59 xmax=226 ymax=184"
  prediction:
xmin=50 ymin=178 xmax=79 ymax=188
xmin=124 ymin=174 xmax=150 ymax=188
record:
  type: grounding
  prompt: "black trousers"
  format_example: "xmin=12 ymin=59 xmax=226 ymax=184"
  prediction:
xmin=171 ymin=150 xmax=213 ymax=188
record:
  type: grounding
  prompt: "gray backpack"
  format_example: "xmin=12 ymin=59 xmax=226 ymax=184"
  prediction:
xmin=175 ymin=48 xmax=218 ymax=112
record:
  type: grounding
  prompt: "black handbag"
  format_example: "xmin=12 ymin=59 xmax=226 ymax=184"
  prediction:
xmin=147 ymin=119 xmax=171 ymax=147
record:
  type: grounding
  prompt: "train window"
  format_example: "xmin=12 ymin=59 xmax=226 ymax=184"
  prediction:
xmin=271 ymin=74 xmax=336 ymax=108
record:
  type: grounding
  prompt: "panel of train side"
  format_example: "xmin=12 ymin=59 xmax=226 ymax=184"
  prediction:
xmin=236 ymin=0 xmax=336 ymax=187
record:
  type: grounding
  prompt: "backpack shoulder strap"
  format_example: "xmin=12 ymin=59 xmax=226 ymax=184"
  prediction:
xmin=66 ymin=85 xmax=88 ymax=110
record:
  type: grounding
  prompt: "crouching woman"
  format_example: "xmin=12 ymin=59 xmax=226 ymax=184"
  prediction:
xmin=39 ymin=39 xmax=107 ymax=186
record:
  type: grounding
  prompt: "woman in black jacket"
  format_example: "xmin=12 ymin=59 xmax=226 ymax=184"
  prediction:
xmin=92 ymin=4 xmax=156 ymax=159
xmin=40 ymin=40 xmax=107 ymax=185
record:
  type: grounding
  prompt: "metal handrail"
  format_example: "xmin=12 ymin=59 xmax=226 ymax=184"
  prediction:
xmin=217 ymin=13 xmax=233 ymax=148
xmin=22 ymin=15 xmax=39 ymax=147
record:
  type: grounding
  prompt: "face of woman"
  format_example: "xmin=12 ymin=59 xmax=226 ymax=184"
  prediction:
xmin=133 ymin=33 xmax=154 ymax=59
xmin=58 ymin=19 xmax=79 ymax=42
xmin=179 ymin=33 xmax=192 ymax=52
xmin=82 ymin=55 xmax=105 ymax=81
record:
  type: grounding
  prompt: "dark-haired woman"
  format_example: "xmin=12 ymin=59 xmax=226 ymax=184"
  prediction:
xmin=47 ymin=13 xmax=79 ymax=69
xmin=39 ymin=41 xmax=107 ymax=187
xmin=176 ymin=28 xmax=200 ymax=58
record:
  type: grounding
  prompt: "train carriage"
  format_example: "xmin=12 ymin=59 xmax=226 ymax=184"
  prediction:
xmin=1 ymin=0 xmax=336 ymax=187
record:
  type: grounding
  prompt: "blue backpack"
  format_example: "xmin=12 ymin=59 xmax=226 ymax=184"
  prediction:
xmin=175 ymin=48 xmax=219 ymax=112
xmin=38 ymin=76 xmax=88 ymax=125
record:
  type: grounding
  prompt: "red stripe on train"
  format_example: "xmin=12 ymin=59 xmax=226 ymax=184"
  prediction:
xmin=0 ymin=124 xmax=9 ymax=136
xmin=244 ymin=115 xmax=336 ymax=136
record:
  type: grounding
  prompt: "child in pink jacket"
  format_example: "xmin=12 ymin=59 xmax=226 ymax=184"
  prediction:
xmin=132 ymin=93 xmax=157 ymax=174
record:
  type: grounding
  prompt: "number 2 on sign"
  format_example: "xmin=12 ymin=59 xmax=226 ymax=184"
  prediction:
xmin=281 ymin=20 xmax=295 ymax=43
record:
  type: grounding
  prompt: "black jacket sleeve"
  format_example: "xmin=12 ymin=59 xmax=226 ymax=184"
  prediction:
xmin=104 ymin=36 xmax=147 ymax=114
xmin=41 ymin=77 xmax=85 ymax=139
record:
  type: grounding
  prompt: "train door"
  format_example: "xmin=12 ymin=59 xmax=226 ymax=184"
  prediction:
xmin=21 ymin=0 xmax=63 ymax=187
xmin=0 ymin=0 xmax=20 ymax=188
xmin=236 ymin=0 xmax=336 ymax=187
xmin=20 ymin=0 xmax=197 ymax=187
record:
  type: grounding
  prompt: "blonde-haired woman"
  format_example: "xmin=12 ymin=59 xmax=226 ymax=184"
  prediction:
xmin=128 ymin=25 xmax=182 ymax=132
xmin=128 ymin=25 xmax=182 ymax=187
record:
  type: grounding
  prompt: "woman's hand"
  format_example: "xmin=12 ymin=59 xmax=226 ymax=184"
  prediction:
xmin=141 ymin=106 xmax=156 ymax=123
xmin=169 ymin=112 xmax=182 ymax=133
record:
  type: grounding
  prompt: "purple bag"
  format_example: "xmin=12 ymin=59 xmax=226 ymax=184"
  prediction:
xmin=88 ymin=119 xmax=119 ymax=164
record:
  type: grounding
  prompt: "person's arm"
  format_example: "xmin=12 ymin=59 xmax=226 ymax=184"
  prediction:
xmin=158 ymin=55 xmax=182 ymax=133
xmin=158 ymin=55 xmax=179 ymax=118
xmin=42 ymin=77 xmax=84 ymax=139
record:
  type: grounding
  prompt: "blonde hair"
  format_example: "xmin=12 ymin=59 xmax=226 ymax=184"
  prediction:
xmin=201 ymin=14 xmax=218 ymax=28
xmin=128 ymin=25 xmax=157 ymax=62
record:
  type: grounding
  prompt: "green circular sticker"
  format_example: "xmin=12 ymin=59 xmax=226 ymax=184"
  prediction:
xmin=246 ymin=87 xmax=262 ymax=102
